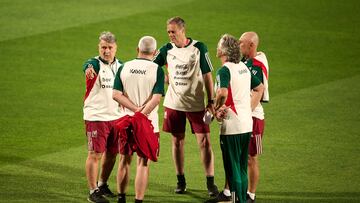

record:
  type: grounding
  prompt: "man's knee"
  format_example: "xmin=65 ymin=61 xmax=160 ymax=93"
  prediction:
xmin=119 ymin=154 xmax=132 ymax=165
xmin=248 ymin=155 xmax=258 ymax=166
xmin=172 ymin=134 xmax=185 ymax=147
xmin=88 ymin=151 xmax=103 ymax=161
xmin=197 ymin=133 xmax=211 ymax=149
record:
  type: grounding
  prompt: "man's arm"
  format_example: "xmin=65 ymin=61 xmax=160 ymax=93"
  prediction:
xmin=250 ymin=71 xmax=265 ymax=111
xmin=251 ymin=84 xmax=264 ymax=111
xmin=214 ymin=87 xmax=227 ymax=111
xmin=203 ymin=72 xmax=215 ymax=114
xmin=141 ymin=94 xmax=162 ymax=115
xmin=112 ymin=90 xmax=140 ymax=112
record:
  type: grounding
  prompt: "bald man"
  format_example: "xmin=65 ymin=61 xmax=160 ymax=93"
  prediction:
xmin=240 ymin=31 xmax=270 ymax=203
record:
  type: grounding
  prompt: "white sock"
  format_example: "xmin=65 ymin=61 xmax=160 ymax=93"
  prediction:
xmin=90 ymin=188 xmax=98 ymax=194
xmin=223 ymin=189 xmax=231 ymax=197
xmin=247 ymin=191 xmax=255 ymax=200
xmin=97 ymin=180 xmax=105 ymax=187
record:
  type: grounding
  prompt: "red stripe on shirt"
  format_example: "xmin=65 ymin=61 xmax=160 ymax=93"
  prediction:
xmin=253 ymin=58 xmax=268 ymax=79
xmin=225 ymin=84 xmax=237 ymax=115
xmin=84 ymin=76 xmax=97 ymax=101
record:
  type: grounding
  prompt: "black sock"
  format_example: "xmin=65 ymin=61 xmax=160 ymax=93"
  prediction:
xmin=118 ymin=193 xmax=126 ymax=203
xmin=134 ymin=199 xmax=143 ymax=203
xmin=177 ymin=174 xmax=186 ymax=185
xmin=206 ymin=176 xmax=215 ymax=187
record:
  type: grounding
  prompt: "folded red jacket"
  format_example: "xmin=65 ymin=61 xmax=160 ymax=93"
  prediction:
xmin=115 ymin=112 xmax=159 ymax=162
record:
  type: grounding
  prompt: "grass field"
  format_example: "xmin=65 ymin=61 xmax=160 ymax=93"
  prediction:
xmin=1 ymin=0 xmax=360 ymax=202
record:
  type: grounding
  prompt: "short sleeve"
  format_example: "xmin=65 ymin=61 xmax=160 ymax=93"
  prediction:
xmin=113 ymin=64 xmax=124 ymax=91
xmin=216 ymin=66 xmax=230 ymax=88
xmin=152 ymin=66 xmax=165 ymax=95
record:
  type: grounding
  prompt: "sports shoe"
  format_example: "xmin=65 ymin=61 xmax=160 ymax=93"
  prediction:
xmin=117 ymin=193 xmax=126 ymax=203
xmin=246 ymin=193 xmax=255 ymax=203
xmin=98 ymin=184 xmax=116 ymax=197
xmin=88 ymin=189 xmax=109 ymax=203
xmin=204 ymin=191 xmax=231 ymax=203
xmin=174 ymin=182 xmax=187 ymax=194
xmin=207 ymin=184 xmax=219 ymax=197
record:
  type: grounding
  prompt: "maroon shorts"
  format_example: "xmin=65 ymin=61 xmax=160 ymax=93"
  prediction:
xmin=248 ymin=117 xmax=265 ymax=156
xmin=162 ymin=107 xmax=210 ymax=134
xmin=85 ymin=120 xmax=119 ymax=154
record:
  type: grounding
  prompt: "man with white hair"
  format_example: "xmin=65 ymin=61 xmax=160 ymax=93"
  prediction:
xmin=113 ymin=36 xmax=164 ymax=203
xmin=83 ymin=31 xmax=122 ymax=203
xmin=206 ymin=34 xmax=264 ymax=203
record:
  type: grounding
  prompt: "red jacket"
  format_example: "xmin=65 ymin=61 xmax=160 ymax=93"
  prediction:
xmin=115 ymin=112 xmax=159 ymax=162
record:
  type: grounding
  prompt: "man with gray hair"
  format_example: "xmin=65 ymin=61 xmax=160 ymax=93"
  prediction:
xmin=113 ymin=36 xmax=164 ymax=203
xmin=83 ymin=31 xmax=123 ymax=203
xmin=205 ymin=34 xmax=264 ymax=203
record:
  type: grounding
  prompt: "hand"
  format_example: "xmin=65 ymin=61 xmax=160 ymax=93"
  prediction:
xmin=136 ymin=105 xmax=145 ymax=113
xmin=215 ymin=105 xmax=228 ymax=122
xmin=85 ymin=67 xmax=97 ymax=79
xmin=206 ymin=102 xmax=215 ymax=116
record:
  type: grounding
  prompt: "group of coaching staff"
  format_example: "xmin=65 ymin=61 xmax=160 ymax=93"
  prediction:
xmin=82 ymin=16 xmax=269 ymax=203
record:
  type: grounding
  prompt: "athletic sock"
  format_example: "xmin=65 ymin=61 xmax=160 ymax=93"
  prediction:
xmin=223 ymin=189 xmax=231 ymax=196
xmin=97 ymin=180 xmax=105 ymax=187
xmin=89 ymin=188 xmax=98 ymax=194
xmin=177 ymin=174 xmax=186 ymax=185
xmin=206 ymin=176 xmax=215 ymax=187
xmin=134 ymin=199 xmax=143 ymax=203
xmin=247 ymin=191 xmax=255 ymax=200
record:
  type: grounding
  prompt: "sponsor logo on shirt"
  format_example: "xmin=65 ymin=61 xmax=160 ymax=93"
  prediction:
xmin=238 ymin=69 xmax=248 ymax=75
xmin=130 ymin=69 xmax=147 ymax=75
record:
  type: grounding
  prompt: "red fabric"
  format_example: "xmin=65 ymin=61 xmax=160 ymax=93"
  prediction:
xmin=248 ymin=117 xmax=265 ymax=156
xmin=84 ymin=75 xmax=97 ymax=101
xmin=252 ymin=58 xmax=268 ymax=79
xmin=115 ymin=112 xmax=159 ymax=162
xmin=225 ymin=84 xmax=237 ymax=115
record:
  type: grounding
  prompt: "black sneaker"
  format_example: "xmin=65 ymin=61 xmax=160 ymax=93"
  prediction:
xmin=204 ymin=191 xmax=231 ymax=203
xmin=246 ymin=193 xmax=255 ymax=203
xmin=88 ymin=189 xmax=109 ymax=203
xmin=174 ymin=182 xmax=187 ymax=194
xmin=98 ymin=184 xmax=116 ymax=197
xmin=207 ymin=184 xmax=219 ymax=197
xmin=117 ymin=193 xmax=126 ymax=203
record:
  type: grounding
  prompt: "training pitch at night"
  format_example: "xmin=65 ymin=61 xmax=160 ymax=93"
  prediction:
xmin=0 ymin=0 xmax=360 ymax=202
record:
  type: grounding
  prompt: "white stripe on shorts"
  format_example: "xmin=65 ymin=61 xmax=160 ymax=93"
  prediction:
xmin=256 ymin=134 xmax=263 ymax=155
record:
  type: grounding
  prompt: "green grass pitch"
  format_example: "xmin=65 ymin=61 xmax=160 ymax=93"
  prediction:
xmin=0 ymin=0 xmax=360 ymax=202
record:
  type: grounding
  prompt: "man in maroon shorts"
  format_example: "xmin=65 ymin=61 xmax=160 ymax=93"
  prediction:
xmin=83 ymin=31 xmax=123 ymax=203
xmin=153 ymin=16 xmax=219 ymax=196
xmin=240 ymin=31 xmax=270 ymax=203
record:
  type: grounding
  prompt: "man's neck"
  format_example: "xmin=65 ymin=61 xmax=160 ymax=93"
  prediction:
xmin=248 ymin=50 xmax=257 ymax=59
xmin=137 ymin=53 xmax=153 ymax=60
xmin=175 ymin=37 xmax=189 ymax=48
xmin=220 ymin=56 xmax=227 ymax=65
